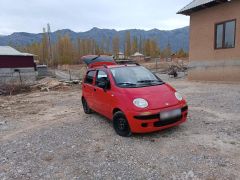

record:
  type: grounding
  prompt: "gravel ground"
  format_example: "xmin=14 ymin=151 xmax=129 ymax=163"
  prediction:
xmin=0 ymin=79 xmax=240 ymax=180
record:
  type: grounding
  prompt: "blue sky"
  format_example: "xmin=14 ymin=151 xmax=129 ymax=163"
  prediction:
xmin=0 ymin=0 xmax=190 ymax=35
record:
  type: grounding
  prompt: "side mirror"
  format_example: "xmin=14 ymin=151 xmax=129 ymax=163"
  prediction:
xmin=98 ymin=81 xmax=107 ymax=89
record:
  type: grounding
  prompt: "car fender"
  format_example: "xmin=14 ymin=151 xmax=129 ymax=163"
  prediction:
xmin=110 ymin=91 xmax=134 ymax=116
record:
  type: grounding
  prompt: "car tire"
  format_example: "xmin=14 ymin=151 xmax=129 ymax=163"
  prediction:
xmin=82 ymin=98 xmax=92 ymax=114
xmin=113 ymin=111 xmax=132 ymax=137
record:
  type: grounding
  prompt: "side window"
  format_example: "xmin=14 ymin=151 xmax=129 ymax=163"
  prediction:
xmin=84 ymin=71 xmax=96 ymax=84
xmin=96 ymin=70 xmax=109 ymax=87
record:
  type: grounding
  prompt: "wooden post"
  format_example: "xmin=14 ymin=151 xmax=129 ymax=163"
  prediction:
xmin=18 ymin=71 xmax=22 ymax=85
xmin=69 ymin=70 xmax=72 ymax=81
xmin=155 ymin=59 xmax=157 ymax=73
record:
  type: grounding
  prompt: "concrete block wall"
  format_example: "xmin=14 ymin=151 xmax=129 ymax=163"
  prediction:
xmin=0 ymin=68 xmax=36 ymax=85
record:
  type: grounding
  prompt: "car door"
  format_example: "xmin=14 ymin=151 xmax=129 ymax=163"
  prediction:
xmin=93 ymin=69 xmax=113 ymax=118
xmin=82 ymin=70 xmax=96 ymax=109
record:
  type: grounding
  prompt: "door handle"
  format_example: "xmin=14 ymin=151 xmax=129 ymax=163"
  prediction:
xmin=94 ymin=88 xmax=96 ymax=92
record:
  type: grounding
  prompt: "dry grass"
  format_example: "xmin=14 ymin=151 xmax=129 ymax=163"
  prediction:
xmin=0 ymin=84 xmax=31 ymax=96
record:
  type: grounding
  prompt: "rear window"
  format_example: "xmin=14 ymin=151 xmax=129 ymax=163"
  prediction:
xmin=84 ymin=71 xmax=96 ymax=84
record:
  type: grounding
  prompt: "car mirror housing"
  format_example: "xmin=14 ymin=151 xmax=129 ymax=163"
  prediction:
xmin=98 ymin=81 xmax=108 ymax=89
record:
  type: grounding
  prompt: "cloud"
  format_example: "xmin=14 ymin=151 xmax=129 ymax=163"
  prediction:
xmin=0 ymin=0 xmax=190 ymax=34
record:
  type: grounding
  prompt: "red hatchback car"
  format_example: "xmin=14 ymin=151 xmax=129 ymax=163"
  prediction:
xmin=82 ymin=55 xmax=188 ymax=137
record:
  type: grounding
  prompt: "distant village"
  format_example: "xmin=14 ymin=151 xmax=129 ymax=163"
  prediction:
xmin=16 ymin=26 xmax=188 ymax=66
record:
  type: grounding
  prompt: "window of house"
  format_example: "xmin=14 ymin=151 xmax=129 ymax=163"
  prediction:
xmin=84 ymin=70 xmax=96 ymax=84
xmin=215 ymin=20 xmax=236 ymax=49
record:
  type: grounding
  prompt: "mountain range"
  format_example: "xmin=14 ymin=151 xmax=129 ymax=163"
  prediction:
xmin=0 ymin=26 xmax=189 ymax=52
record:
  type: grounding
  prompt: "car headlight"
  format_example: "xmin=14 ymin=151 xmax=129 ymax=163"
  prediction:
xmin=175 ymin=92 xmax=183 ymax=101
xmin=133 ymin=98 xmax=148 ymax=108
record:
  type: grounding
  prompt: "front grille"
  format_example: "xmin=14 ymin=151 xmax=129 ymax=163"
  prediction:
xmin=134 ymin=114 xmax=159 ymax=120
xmin=134 ymin=105 xmax=188 ymax=121
xmin=153 ymin=115 xmax=182 ymax=127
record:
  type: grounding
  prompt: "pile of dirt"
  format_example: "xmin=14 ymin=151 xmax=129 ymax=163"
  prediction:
xmin=33 ymin=77 xmax=70 ymax=92
xmin=0 ymin=77 xmax=78 ymax=96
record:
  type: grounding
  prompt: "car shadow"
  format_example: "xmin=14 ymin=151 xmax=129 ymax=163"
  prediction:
xmin=88 ymin=111 xmax=185 ymax=140
xmin=133 ymin=126 xmax=183 ymax=140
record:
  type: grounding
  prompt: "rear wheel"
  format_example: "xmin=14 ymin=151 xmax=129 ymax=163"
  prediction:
xmin=82 ymin=98 xmax=92 ymax=114
xmin=113 ymin=111 xmax=132 ymax=137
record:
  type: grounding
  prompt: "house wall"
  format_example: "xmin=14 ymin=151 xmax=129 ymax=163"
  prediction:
xmin=0 ymin=55 xmax=36 ymax=85
xmin=0 ymin=55 xmax=35 ymax=68
xmin=0 ymin=68 xmax=36 ymax=85
xmin=189 ymin=0 xmax=240 ymax=82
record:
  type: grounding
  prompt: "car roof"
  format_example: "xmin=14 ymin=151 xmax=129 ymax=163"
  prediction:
xmin=88 ymin=64 xmax=139 ymax=71
xmin=81 ymin=55 xmax=117 ymax=68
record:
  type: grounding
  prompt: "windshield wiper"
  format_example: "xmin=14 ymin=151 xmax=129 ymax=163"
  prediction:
xmin=137 ymin=80 xmax=164 ymax=85
xmin=117 ymin=82 xmax=137 ymax=87
xmin=137 ymin=80 xmax=160 ymax=83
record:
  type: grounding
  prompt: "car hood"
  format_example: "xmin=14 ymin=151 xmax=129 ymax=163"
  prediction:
xmin=122 ymin=83 xmax=179 ymax=110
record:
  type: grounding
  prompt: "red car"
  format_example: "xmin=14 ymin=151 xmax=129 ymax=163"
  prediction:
xmin=82 ymin=55 xmax=188 ymax=137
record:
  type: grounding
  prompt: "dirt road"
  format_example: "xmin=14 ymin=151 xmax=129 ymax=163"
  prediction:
xmin=54 ymin=69 xmax=80 ymax=80
xmin=0 ymin=79 xmax=240 ymax=179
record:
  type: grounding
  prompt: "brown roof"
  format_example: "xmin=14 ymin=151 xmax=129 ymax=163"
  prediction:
xmin=178 ymin=0 xmax=230 ymax=15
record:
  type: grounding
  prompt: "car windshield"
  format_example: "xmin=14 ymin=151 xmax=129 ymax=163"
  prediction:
xmin=110 ymin=66 xmax=164 ymax=88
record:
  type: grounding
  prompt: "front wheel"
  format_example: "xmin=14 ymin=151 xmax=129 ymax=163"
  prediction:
xmin=82 ymin=98 xmax=92 ymax=114
xmin=113 ymin=111 xmax=132 ymax=137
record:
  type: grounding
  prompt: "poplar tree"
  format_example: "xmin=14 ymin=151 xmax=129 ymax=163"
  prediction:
xmin=161 ymin=42 xmax=172 ymax=58
xmin=124 ymin=31 xmax=131 ymax=57
xmin=47 ymin=23 xmax=54 ymax=66
xmin=112 ymin=36 xmax=120 ymax=57
xmin=149 ymin=39 xmax=160 ymax=58
xmin=41 ymin=28 xmax=49 ymax=64
xmin=138 ymin=35 xmax=143 ymax=53
xmin=143 ymin=39 xmax=160 ymax=58
xmin=176 ymin=48 xmax=188 ymax=58
xmin=131 ymin=36 xmax=138 ymax=54
xmin=56 ymin=35 xmax=74 ymax=64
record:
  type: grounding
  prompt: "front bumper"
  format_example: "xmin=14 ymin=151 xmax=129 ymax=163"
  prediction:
xmin=125 ymin=105 xmax=188 ymax=133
